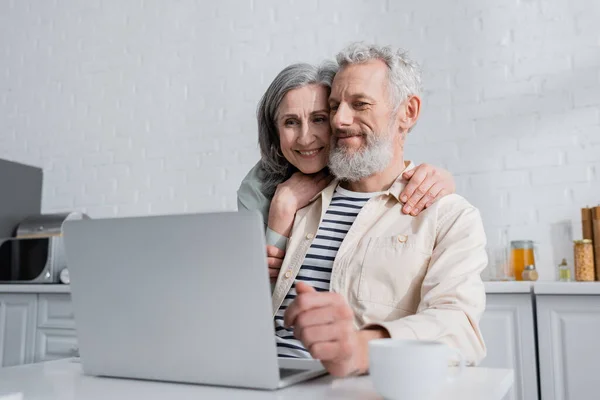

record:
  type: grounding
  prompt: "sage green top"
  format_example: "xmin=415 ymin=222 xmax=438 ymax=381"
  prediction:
xmin=237 ymin=162 xmax=288 ymax=250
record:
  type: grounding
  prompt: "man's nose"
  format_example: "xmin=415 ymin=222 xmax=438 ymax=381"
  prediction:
xmin=332 ymin=103 xmax=353 ymax=128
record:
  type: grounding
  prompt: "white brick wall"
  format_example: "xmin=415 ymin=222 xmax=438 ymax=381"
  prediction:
xmin=1 ymin=0 xmax=599 ymax=280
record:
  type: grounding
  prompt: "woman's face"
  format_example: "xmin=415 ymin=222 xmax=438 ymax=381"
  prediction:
xmin=276 ymin=84 xmax=331 ymax=174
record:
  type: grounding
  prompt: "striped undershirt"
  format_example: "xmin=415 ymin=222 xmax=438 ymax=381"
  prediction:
xmin=274 ymin=185 xmax=380 ymax=359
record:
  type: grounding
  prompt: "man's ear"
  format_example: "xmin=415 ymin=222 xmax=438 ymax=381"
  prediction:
xmin=397 ymin=95 xmax=421 ymax=133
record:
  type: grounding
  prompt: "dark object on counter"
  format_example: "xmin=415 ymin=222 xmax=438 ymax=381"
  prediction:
xmin=0 ymin=158 xmax=42 ymax=237
xmin=593 ymin=206 xmax=600 ymax=281
xmin=0 ymin=212 xmax=88 ymax=283
xmin=582 ymin=207 xmax=594 ymax=241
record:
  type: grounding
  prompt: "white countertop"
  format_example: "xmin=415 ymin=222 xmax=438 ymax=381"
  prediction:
xmin=483 ymin=281 xmax=600 ymax=295
xmin=533 ymin=281 xmax=600 ymax=295
xmin=0 ymin=284 xmax=70 ymax=293
xmin=484 ymin=281 xmax=532 ymax=293
xmin=0 ymin=359 xmax=513 ymax=400
xmin=1 ymin=282 xmax=598 ymax=295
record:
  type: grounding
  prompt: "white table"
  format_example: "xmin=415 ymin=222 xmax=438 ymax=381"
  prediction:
xmin=0 ymin=359 xmax=513 ymax=400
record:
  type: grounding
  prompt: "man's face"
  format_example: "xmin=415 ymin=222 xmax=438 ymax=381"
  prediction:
xmin=327 ymin=60 xmax=398 ymax=181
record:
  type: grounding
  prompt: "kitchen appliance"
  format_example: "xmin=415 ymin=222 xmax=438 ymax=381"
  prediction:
xmin=0 ymin=158 xmax=42 ymax=237
xmin=0 ymin=212 xmax=89 ymax=283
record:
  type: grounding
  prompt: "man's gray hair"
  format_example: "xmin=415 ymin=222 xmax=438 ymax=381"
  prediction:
xmin=335 ymin=42 xmax=422 ymax=111
xmin=257 ymin=61 xmax=338 ymax=197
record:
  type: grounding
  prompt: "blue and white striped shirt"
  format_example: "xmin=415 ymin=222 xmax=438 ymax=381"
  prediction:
xmin=274 ymin=185 xmax=379 ymax=358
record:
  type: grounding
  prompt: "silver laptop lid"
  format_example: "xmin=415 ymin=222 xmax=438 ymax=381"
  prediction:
xmin=63 ymin=211 xmax=281 ymax=389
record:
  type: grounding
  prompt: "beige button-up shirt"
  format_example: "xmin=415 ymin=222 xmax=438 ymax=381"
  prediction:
xmin=271 ymin=163 xmax=488 ymax=365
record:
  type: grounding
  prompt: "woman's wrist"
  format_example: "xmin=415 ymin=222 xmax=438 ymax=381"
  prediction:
xmin=268 ymin=197 xmax=297 ymax=238
xmin=271 ymin=192 xmax=298 ymax=219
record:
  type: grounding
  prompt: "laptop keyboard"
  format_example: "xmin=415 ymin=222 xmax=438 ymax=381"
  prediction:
xmin=279 ymin=368 xmax=304 ymax=379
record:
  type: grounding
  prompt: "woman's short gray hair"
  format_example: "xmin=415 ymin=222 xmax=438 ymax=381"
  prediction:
xmin=257 ymin=61 xmax=338 ymax=197
xmin=335 ymin=42 xmax=422 ymax=111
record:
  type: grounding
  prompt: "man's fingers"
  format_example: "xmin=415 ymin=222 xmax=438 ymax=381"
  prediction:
xmin=286 ymin=298 xmax=353 ymax=329
xmin=295 ymin=321 xmax=352 ymax=348
xmin=295 ymin=281 xmax=317 ymax=294
xmin=308 ymin=341 xmax=340 ymax=361
xmin=266 ymin=245 xmax=285 ymax=259
xmin=284 ymin=290 xmax=340 ymax=328
xmin=309 ymin=340 xmax=354 ymax=363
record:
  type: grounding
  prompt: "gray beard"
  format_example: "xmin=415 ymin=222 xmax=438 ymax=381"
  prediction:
xmin=328 ymin=130 xmax=394 ymax=182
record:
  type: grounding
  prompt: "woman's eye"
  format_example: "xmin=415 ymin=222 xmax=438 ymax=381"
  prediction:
xmin=313 ymin=116 xmax=328 ymax=123
xmin=284 ymin=119 xmax=298 ymax=126
xmin=354 ymin=102 xmax=368 ymax=108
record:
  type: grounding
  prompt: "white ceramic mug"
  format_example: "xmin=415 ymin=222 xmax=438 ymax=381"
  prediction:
xmin=369 ymin=339 xmax=464 ymax=400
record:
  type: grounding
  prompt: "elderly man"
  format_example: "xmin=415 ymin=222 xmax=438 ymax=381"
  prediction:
xmin=271 ymin=43 xmax=487 ymax=377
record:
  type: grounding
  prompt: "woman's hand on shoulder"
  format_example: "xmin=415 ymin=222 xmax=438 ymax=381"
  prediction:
xmin=268 ymin=171 xmax=332 ymax=238
xmin=272 ymin=170 xmax=333 ymax=216
xmin=400 ymin=163 xmax=455 ymax=216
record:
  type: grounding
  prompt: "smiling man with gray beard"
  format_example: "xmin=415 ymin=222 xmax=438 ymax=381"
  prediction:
xmin=269 ymin=42 xmax=488 ymax=378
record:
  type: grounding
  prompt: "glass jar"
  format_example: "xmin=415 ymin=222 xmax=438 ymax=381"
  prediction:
xmin=574 ymin=239 xmax=595 ymax=282
xmin=522 ymin=265 xmax=539 ymax=281
xmin=510 ymin=240 xmax=536 ymax=281
xmin=558 ymin=258 xmax=571 ymax=282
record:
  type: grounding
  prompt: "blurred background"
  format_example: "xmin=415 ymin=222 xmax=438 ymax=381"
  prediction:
xmin=1 ymin=0 xmax=599 ymax=280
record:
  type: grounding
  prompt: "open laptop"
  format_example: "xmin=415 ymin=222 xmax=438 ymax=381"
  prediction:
xmin=62 ymin=211 xmax=327 ymax=390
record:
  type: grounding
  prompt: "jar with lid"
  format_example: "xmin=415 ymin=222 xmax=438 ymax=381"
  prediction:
xmin=557 ymin=258 xmax=571 ymax=282
xmin=574 ymin=239 xmax=595 ymax=282
xmin=510 ymin=240 xmax=536 ymax=281
xmin=522 ymin=265 xmax=539 ymax=281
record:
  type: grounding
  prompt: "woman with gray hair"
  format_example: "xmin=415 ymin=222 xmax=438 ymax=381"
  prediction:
xmin=237 ymin=61 xmax=455 ymax=281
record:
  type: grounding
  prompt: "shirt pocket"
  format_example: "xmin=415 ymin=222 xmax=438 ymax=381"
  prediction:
xmin=357 ymin=235 xmax=431 ymax=311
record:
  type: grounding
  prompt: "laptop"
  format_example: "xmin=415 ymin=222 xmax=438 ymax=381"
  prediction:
xmin=63 ymin=211 xmax=327 ymax=390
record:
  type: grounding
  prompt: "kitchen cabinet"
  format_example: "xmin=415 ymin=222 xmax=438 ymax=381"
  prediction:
xmin=2 ymin=282 xmax=600 ymax=400
xmin=0 ymin=286 xmax=74 ymax=368
xmin=35 ymin=328 xmax=78 ymax=362
xmin=480 ymin=284 xmax=538 ymax=400
xmin=0 ymin=294 xmax=37 ymax=367
xmin=536 ymin=286 xmax=600 ymax=400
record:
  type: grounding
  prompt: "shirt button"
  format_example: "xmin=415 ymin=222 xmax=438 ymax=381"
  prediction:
xmin=306 ymin=233 xmax=314 ymax=240
xmin=398 ymin=234 xmax=408 ymax=243
xmin=284 ymin=270 xmax=292 ymax=279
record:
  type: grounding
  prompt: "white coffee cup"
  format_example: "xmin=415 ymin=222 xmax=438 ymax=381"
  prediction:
xmin=369 ymin=339 xmax=464 ymax=400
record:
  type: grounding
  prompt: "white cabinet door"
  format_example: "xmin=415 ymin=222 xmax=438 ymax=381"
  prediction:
xmin=0 ymin=294 xmax=37 ymax=367
xmin=37 ymin=294 xmax=75 ymax=330
xmin=34 ymin=328 xmax=78 ymax=362
xmin=537 ymin=295 xmax=600 ymax=400
xmin=35 ymin=294 xmax=78 ymax=362
xmin=478 ymin=294 xmax=538 ymax=400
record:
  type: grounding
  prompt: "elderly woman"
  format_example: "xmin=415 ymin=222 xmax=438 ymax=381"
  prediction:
xmin=238 ymin=62 xmax=455 ymax=281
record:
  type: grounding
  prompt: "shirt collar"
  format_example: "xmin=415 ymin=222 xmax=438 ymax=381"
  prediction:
xmin=309 ymin=161 xmax=415 ymax=204
xmin=383 ymin=161 xmax=415 ymax=202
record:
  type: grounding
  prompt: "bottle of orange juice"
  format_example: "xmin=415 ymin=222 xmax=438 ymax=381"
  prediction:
xmin=510 ymin=240 xmax=536 ymax=281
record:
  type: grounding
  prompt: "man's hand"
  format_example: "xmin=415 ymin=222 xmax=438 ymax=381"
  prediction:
xmin=267 ymin=245 xmax=285 ymax=283
xmin=284 ymin=282 xmax=388 ymax=377
xmin=400 ymin=163 xmax=455 ymax=216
